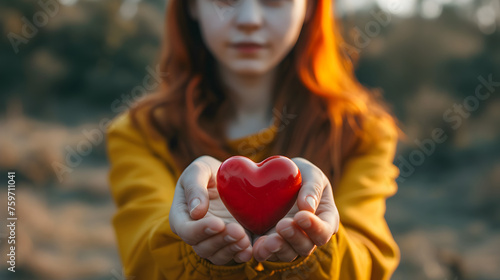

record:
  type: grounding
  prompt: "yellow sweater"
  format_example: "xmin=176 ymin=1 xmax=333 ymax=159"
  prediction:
xmin=106 ymin=109 xmax=400 ymax=280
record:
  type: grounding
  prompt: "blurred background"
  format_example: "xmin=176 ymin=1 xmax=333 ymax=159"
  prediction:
xmin=0 ymin=0 xmax=499 ymax=279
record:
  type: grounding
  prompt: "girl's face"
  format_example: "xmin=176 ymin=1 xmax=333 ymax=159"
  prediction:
xmin=189 ymin=0 xmax=310 ymax=76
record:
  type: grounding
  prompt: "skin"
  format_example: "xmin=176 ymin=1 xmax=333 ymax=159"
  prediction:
xmin=169 ymin=0 xmax=339 ymax=265
xmin=251 ymin=157 xmax=339 ymax=262
xmin=170 ymin=156 xmax=253 ymax=265
xmin=169 ymin=156 xmax=339 ymax=264
xmin=188 ymin=0 xmax=313 ymax=139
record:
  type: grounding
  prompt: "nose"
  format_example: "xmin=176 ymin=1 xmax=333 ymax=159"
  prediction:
xmin=235 ymin=0 xmax=263 ymax=32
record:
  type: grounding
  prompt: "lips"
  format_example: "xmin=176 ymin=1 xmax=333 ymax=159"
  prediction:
xmin=232 ymin=42 xmax=265 ymax=53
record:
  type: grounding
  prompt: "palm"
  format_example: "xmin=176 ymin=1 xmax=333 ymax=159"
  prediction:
xmin=205 ymin=183 xmax=255 ymax=242
xmin=205 ymin=185 xmax=239 ymax=224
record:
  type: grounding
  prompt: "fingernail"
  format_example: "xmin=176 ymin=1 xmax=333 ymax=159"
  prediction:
xmin=262 ymin=252 xmax=273 ymax=260
xmin=205 ymin=228 xmax=218 ymax=235
xmin=231 ymin=244 xmax=242 ymax=251
xmin=306 ymin=196 xmax=316 ymax=210
xmin=224 ymin=235 xmax=237 ymax=243
xmin=237 ymin=250 xmax=252 ymax=263
xmin=271 ymin=246 xmax=281 ymax=253
xmin=298 ymin=218 xmax=312 ymax=229
xmin=189 ymin=198 xmax=201 ymax=214
xmin=281 ymin=226 xmax=294 ymax=238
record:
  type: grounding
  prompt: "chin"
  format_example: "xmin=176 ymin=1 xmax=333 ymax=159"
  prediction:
xmin=229 ymin=61 xmax=274 ymax=76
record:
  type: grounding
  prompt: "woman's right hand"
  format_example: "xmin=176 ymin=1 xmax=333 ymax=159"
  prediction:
xmin=169 ymin=156 xmax=253 ymax=265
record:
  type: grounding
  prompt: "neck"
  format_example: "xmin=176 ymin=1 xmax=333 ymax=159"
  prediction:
xmin=218 ymin=65 xmax=276 ymax=123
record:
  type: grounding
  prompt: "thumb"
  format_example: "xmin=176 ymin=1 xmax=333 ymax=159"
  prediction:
xmin=180 ymin=156 xmax=220 ymax=219
xmin=297 ymin=182 xmax=323 ymax=213
xmin=291 ymin=158 xmax=328 ymax=213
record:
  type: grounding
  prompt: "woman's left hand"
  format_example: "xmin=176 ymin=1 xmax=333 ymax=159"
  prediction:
xmin=252 ymin=157 xmax=340 ymax=262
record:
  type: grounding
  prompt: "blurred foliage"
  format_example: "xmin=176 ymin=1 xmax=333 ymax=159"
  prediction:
xmin=0 ymin=0 xmax=163 ymax=124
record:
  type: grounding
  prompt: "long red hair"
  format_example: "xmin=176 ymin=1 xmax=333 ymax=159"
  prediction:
xmin=131 ymin=0 xmax=396 ymax=186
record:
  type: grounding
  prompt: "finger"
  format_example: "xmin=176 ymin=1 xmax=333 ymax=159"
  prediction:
xmin=313 ymin=184 xmax=340 ymax=235
xmin=262 ymin=234 xmax=298 ymax=262
xmin=252 ymin=225 xmax=277 ymax=245
xmin=294 ymin=210 xmax=337 ymax=246
xmin=172 ymin=216 xmax=225 ymax=246
xmin=169 ymin=179 xmax=224 ymax=239
xmin=234 ymin=246 xmax=253 ymax=263
xmin=253 ymin=235 xmax=273 ymax=262
xmin=276 ymin=218 xmax=316 ymax=256
xmin=180 ymin=156 xmax=221 ymax=219
xmin=291 ymin=157 xmax=329 ymax=213
xmin=193 ymin=223 xmax=249 ymax=259
xmin=252 ymin=235 xmax=266 ymax=253
xmin=253 ymin=233 xmax=289 ymax=262
xmin=207 ymin=236 xmax=252 ymax=265
xmin=274 ymin=243 xmax=299 ymax=262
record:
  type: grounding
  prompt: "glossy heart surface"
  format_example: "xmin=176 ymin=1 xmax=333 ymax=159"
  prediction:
xmin=216 ymin=155 xmax=302 ymax=235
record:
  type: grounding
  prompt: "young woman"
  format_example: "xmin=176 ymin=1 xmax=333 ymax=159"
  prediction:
xmin=106 ymin=0 xmax=401 ymax=279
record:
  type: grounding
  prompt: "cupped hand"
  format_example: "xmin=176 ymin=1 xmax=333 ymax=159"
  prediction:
xmin=252 ymin=157 xmax=340 ymax=262
xmin=169 ymin=156 xmax=253 ymax=265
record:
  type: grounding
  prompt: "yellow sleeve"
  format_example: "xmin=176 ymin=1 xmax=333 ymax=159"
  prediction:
xmin=250 ymin=115 xmax=401 ymax=280
xmin=106 ymin=112 xmax=248 ymax=280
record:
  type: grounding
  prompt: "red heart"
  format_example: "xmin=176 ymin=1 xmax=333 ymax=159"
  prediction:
xmin=216 ymin=155 xmax=302 ymax=235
